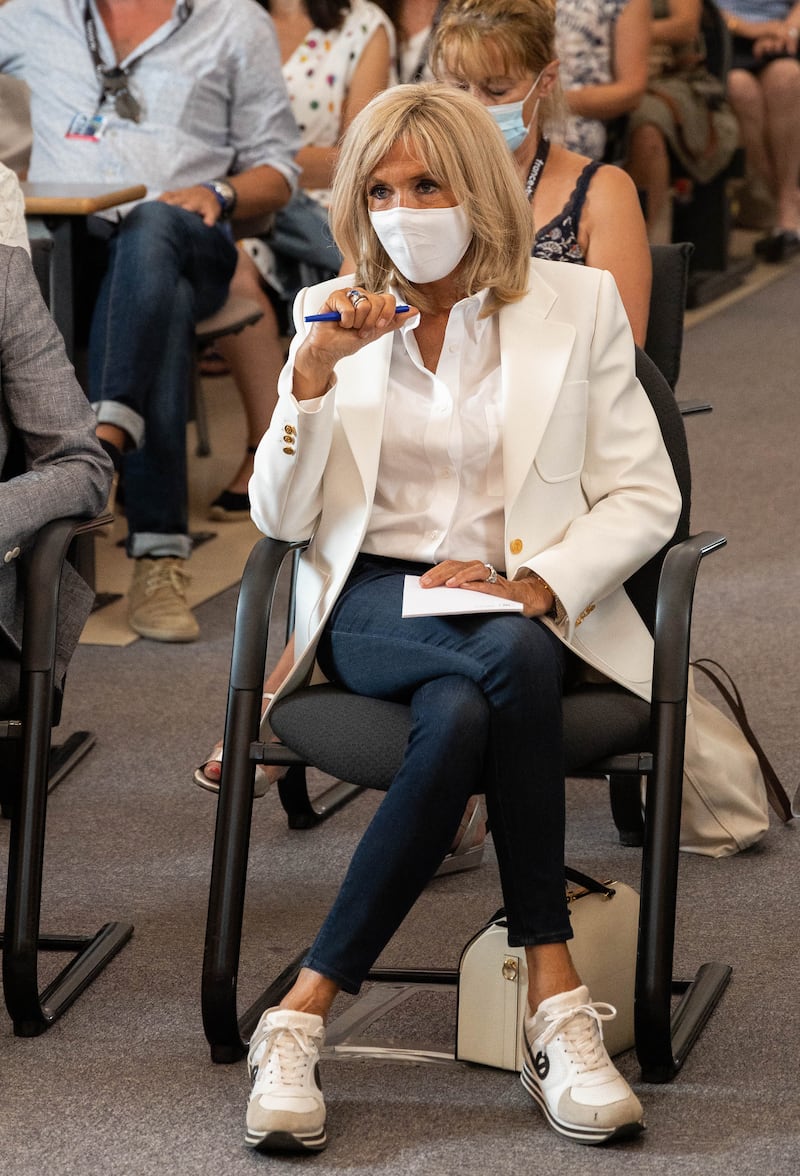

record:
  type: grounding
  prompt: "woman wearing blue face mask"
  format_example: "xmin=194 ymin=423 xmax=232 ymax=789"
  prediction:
xmin=431 ymin=0 xmax=652 ymax=347
xmin=244 ymin=83 xmax=680 ymax=1155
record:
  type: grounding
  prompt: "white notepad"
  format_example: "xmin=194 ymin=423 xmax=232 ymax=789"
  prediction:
xmin=401 ymin=575 xmax=524 ymax=618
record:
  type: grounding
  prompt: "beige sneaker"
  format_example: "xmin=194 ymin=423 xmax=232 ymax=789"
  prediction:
xmin=128 ymin=557 xmax=199 ymax=643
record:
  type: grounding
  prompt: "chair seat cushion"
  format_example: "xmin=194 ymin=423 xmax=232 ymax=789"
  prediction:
xmin=270 ymin=683 xmax=652 ymax=789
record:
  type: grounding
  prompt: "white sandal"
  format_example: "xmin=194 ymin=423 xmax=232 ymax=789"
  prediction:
xmin=193 ymin=743 xmax=272 ymax=798
xmin=193 ymin=692 xmax=278 ymax=799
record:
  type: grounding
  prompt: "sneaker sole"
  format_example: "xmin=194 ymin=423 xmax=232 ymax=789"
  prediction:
xmin=521 ymin=1061 xmax=644 ymax=1146
xmin=128 ymin=622 xmax=199 ymax=643
xmin=245 ymin=1126 xmax=327 ymax=1153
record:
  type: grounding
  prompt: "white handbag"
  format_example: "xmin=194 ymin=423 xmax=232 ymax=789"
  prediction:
xmin=456 ymin=869 xmax=639 ymax=1070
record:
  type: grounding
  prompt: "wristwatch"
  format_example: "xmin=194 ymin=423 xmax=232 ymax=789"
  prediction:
xmin=201 ymin=178 xmax=238 ymax=220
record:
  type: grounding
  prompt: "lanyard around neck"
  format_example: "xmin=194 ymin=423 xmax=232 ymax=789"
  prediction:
xmin=525 ymin=136 xmax=550 ymax=202
xmin=83 ymin=1 xmax=193 ymax=119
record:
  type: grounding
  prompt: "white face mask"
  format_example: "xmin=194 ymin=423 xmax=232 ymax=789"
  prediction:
xmin=368 ymin=204 xmax=473 ymax=284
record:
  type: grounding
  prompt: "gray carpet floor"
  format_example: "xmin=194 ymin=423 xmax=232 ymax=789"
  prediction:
xmin=1 ymin=267 xmax=799 ymax=1175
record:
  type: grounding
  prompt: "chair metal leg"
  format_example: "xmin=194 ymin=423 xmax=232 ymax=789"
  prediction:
xmin=201 ymin=687 xmax=262 ymax=1063
xmin=2 ymin=673 xmax=132 ymax=1034
xmin=608 ymin=773 xmax=645 ymax=847
xmin=277 ymin=764 xmax=363 ymax=830
xmin=47 ymin=730 xmax=96 ymax=792
xmin=2 ymin=923 xmax=134 ymax=1037
xmin=635 ymin=705 xmax=731 ymax=1081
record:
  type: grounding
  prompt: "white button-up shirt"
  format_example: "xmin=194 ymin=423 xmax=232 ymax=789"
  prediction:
xmin=360 ymin=288 xmax=507 ymax=570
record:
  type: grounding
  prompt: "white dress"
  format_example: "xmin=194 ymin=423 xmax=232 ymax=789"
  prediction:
xmin=282 ymin=0 xmax=395 ymax=207
xmin=242 ymin=0 xmax=394 ymax=292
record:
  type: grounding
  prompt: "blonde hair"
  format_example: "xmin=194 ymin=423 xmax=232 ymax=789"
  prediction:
xmin=329 ymin=84 xmax=535 ymax=315
xmin=429 ymin=0 xmax=564 ymax=134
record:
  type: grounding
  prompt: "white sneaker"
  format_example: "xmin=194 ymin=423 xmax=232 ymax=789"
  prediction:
xmin=520 ymin=985 xmax=644 ymax=1145
xmin=245 ymin=1007 xmax=327 ymax=1153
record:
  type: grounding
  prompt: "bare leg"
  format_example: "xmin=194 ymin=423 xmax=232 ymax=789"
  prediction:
xmin=627 ymin=123 xmax=673 ymax=244
xmin=525 ymin=941 xmax=582 ymax=1012
xmin=214 ymin=249 xmax=286 ymax=495
xmin=95 ymin=422 xmax=131 ymax=452
xmin=760 ymin=58 xmax=800 ymax=231
xmin=279 ymin=967 xmax=340 ymax=1021
xmin=727 ymin=69 xmax=773 ymax=196
xmin=201 ymin=635 xmax=297 ymax=784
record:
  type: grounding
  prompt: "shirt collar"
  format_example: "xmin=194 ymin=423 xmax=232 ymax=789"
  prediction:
xmin=395 ymin=285 xmax=492 ymax=340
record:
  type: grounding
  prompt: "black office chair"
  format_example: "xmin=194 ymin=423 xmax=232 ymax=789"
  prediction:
xmin=201 ymin=348 xmax=731 ymax=1084
xmin=646 ymin=241 xmax=712 ymax=415
xmin=0 ymin=515 xmax=133 ymax=1036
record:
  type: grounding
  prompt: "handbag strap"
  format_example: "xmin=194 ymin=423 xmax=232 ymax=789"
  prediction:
xmin=564 ymin=866 xmax=616 ymax=898
xmin=489 ymin=869 xmax=617 ymax=928
xmin=691 ymin=658 xmax=793 ymax=822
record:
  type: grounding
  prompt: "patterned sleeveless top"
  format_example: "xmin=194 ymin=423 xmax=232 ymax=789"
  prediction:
xmin=532 ymin=160 xmax=602 ymax=265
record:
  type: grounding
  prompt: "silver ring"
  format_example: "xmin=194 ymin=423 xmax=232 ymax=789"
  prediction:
xmin=484 ymin=563 xmax=498 ymax=585
xmin=347 ymin=288 xmax=367 ymax=308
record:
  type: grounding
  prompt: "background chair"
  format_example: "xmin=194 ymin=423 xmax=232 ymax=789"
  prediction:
xmin=201 ymin=348 xmax=731 ymax=1084
xmin=646 ymin=242 xmax=712 ymax=415
xmin=0 ymin=515 xmax=133 ymax=1036
xmin=192 ymin=295 xmax=264 ymax=458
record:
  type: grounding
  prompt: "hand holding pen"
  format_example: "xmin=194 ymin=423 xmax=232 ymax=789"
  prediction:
xmin=294 ymin=287 xmax=418 ymax=401
xmin=306 ymin=304 xmax=410 ymax=323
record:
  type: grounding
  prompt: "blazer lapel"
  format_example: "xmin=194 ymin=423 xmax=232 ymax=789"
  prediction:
xmin=499 ymin=268 xmax=577 ymax=509
xmin=333 ymin=331 xmax=394 ymax=506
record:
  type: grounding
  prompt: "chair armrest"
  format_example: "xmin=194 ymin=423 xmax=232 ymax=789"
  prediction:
xmin=21 ymin=515 xmax=110 ymax=674
xmin=651 ymin=530 xmax=727 ymax=705
xmin=228 ymin=536 xmax=307 ymax=692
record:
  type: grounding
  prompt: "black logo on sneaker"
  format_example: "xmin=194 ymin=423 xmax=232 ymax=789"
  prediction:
xmin=533 ymin=1050 xmax=550 ymax=1079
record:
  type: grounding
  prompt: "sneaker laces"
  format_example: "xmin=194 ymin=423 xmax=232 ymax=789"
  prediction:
xmin=538 ymin=1000 xmax=617 ymax=1079
xmin=251 ymin=1023 xmax=319 ymax=1089
xmin=141 ymin=559 xmax=190 ymax=599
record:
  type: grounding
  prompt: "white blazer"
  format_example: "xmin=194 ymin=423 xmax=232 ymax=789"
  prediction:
xmin=250 ymin=259 xmax=682 ymax=705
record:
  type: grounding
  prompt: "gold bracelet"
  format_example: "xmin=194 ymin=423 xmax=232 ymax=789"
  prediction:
xmin=527 ymin=570 xmax=563 ymax=622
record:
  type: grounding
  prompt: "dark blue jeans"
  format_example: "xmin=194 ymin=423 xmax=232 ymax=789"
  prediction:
xmin=87 ymin=202 xmax=237 ymax=557
xmin=306 ymin=555 xmax=572 ymax=995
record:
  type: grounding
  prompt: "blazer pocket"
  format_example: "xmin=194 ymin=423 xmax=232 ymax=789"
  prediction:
xmin=534 ymin=380 xmax=587 ymax=483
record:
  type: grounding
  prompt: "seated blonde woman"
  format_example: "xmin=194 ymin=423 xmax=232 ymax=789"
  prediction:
xmin=242 ymin=82 xmax=679 ymax=1154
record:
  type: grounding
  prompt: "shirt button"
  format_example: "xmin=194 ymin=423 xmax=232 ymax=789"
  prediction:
xmin=440 ymin=468 xmax=452 ymax=479
xmin=448 ymin=344 xmax=457 ymax=354
xmin=430 ymin=530 xmax=440 ymax=540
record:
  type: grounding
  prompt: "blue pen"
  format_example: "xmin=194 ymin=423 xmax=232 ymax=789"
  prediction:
xmin=305 ymin=305 xmax=411 ymax=323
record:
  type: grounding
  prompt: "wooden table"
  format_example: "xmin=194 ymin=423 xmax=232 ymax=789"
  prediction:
xmin=22 ymin=182 xmax=147 ymax=361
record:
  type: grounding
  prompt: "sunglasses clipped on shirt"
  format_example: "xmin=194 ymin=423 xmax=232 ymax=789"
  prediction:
xmin=99 ymin=67 xmax=142 ymax=123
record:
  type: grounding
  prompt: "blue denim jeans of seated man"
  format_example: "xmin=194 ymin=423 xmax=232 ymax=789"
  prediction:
xmin=87 ymin=202 xmax=237 ymax=559
xmin=305 ymin=554 xmax=571 ymax=995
